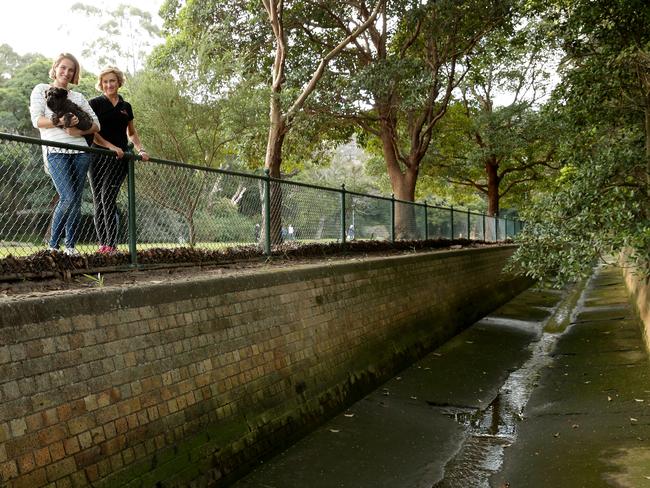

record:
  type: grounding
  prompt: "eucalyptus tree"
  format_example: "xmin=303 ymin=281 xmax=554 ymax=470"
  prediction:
xmin=425 ymin=29 xmax=560 ymax=217
xmin=301 ymin=0 xmax=515 ymax=236
xmin=158 ymin=0 xmax=384 ymax=242
xmin=127 ymin=71 xmax=249 ymax=246
xmin=159 ymin=0 xmax=382 ymax=174
xmin=0 ymin=47 xmax=50 ymax=133
xmin=70 ymin=2 xmax=162 ymax=74
xmin=509 ymin=0 xmax=650 ymax=286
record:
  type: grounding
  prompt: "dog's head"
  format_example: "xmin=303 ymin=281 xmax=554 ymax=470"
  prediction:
xmin=45 ymin=87 xmax=69 ymax=110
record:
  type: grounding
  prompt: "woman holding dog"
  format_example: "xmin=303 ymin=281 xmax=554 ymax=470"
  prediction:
xmin=88 ymin=66 xmax=149 ymax=254
xmin=29 ymin=53 xmax=99 ymax=256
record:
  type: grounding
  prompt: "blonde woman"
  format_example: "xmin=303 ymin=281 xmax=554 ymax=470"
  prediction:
xmin=29 ymin=53 xmax=100 ymax=256
xmin=88 ymin=66 xmax=149 ymax=254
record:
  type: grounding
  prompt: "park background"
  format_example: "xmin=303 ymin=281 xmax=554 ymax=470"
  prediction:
xmin=0 ymin=0 xmax=648 ymax=286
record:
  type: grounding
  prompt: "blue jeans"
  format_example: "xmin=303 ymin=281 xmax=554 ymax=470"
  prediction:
xmin=47 ymin=151 xmax=91 ymax=249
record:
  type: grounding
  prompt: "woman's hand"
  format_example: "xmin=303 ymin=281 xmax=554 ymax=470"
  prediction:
xmin=112 ymin=147 xmax=125 ymax=159
xmin=139 ymin=150 xmax=150 ymax=161
xmin=63 ymin=115 xmax=81 ymax=135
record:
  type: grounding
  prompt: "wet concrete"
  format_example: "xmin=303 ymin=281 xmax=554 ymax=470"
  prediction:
xmin=229 ymin=265 xmax=649 ymax=488
xmin=230 ymin=280 xmax=569 ymax=488
xmin=493 ymin=266 xmax=650 ymax=488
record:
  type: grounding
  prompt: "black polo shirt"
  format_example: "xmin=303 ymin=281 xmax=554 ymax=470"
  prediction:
xmin=88 ymin=94 xmax=134 ymax=150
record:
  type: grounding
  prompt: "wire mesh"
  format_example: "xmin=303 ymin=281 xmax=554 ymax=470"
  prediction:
xmin=133 ymin=160 xmax=263 ymax=249
xmin=393 ymin=200 xmax=427 ymax=241
xmin=427 ymin=206 xmax=452 ymax=239
xmin=451 ymin=208 xmax=468 ymax=240
xmin=345 ymin=193 xmax=392 ymax=241
xmin=0 ymin=132 xmax=522 ymax=261
xmin=275 ymin=181 xmax=341 ymax=243
xmin=0 ymin=138 xmax=108 ymax=256
xmin=469 ymin=212 xmax=484 ymax=241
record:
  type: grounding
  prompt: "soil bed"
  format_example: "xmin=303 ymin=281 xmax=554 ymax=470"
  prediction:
xmin=0 ymin=239 xmax=508 ymax=298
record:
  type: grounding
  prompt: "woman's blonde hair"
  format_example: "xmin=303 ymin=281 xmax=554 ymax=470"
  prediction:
xmin=49 ymin=53 xmax=81 ymax=85
xmin=96 ymin=66 xmax=126 ymax=91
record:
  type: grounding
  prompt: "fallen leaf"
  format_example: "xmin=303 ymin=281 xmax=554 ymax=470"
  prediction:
xmin=608 ymin=396 xmax=612 ymax=401
xmin=553 ymin=432 xmax=560 ymax=438
xmin=466 ymin=341 xmax=474 ymax=344
xmin=432 ymin=353 xmax=442 ymax=357
xmin=635 ymin=399 xmax=645 ymax=402
xmin=344 ymin=412 xmax=354 ymax=418
xmin=630 ymin=418 xmax=638 ymax=423
xmin=329 ymin=429 xmax=340 ymax=433
xmin=410 ymin=396 xmax=418 ymax=400
xmin=396 ymin=376 xmax=402 ymax=381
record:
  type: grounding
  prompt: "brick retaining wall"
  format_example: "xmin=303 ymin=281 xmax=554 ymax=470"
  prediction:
xmin=0 ymin=246 xmax=530 ymax=488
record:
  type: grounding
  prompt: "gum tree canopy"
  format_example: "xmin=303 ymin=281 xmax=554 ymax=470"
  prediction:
xmin=510 ymin=0 xmax=650 ymax=286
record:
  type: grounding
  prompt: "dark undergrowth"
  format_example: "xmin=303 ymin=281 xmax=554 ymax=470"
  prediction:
xmin=0 ymin=238 xmax=510 ymax=283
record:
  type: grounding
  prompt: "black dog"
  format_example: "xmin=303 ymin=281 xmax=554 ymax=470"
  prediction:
xmin=45 ymin=87 xmax=92 ymax=131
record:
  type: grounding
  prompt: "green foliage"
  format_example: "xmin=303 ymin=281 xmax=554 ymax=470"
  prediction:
xmin=510 ymin=127 xmax=647 ymax=286
xmin=0 ymin=48 xmax=50 ymax=133
xmin=509 ymin=0 xmax=650 ymax=285
xmin=71 ymin=2 xmax=162 ymax=74
xmin=127 ymin=70 xmax=232 ymax=167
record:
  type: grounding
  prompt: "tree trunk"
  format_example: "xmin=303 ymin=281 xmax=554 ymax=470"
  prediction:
xmin=486 ymin=161 xmax=500 ymax=217
xmin=645 ymin=99 xmax=650 ymax=209
xmin=264 ymin=108 xmax=286 ymax=246
xmin=378 ymin=115 xmax=419 ymax=239
xmin=393 ymin=166 xmax=418 ymax=240
xmin=187 ymin=217 xmax=196 ymax=247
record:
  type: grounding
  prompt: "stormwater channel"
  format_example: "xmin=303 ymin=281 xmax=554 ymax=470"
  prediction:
xmin=232 ymin=280 xmax=588 ymax=488
xmin=433 ymin=282 xmax=586 ymax=487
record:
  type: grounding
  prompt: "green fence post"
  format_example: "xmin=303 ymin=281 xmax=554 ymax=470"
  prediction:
xmin=467 ymin=208 xmax=471 ymax=240
xmin=450 ymin=205 xmax=454 ymax=240
xmin=127 ymin=155 xmax=137 ymax=266
xmin=340 ymin=183 xmax=346 ymax=246
xmin=505 ymin=216 xmax=509 ymax=238
xmin=482 ymin=212 xmax=486 ymax=241
xmin=264 ymin=168 xmax=271 ymax=255
xmin=424 ymin=200 xmax=428 ymax=240
xmin=495 ymin=213 xmax=500 ymax=241
xmin=390 ymin=193 xmax=395 ymax=243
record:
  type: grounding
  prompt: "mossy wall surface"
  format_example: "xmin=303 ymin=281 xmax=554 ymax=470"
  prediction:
xmin=622 ymin=261 xmax=650 ymax=351
xmin=0 ymin=246 xmax=531 ymax=488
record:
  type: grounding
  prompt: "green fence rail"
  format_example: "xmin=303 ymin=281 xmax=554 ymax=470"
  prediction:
xmin=0 ymin=132 xmax=523 ymax=264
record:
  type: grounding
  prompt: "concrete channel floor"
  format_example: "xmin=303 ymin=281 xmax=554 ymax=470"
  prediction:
xmin=230 ymin=266 xmax=649 ymax=488
xmin=493 ymin=266 xmax=650 ymax=488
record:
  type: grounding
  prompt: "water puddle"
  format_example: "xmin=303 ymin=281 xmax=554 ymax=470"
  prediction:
xmin=432 ymin=279 xmax=591 ymax=487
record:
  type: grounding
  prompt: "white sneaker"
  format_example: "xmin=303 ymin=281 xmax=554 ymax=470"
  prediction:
xmin=64 ymin=247 xmax=81 ymax=256
xmin=48 ymin=246 xmax=60 ymax=253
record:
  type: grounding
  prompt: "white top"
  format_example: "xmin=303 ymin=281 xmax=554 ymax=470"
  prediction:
xmin=29 ymin=83 xmax=100 ymax=153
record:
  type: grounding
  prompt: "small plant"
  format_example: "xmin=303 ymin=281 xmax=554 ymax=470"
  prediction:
xmin=82 ymin=273 xmax=104 ymax=287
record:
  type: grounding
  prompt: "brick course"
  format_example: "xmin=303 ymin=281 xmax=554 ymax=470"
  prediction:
xmin=0 ymin=246 xmax=529 ymax=487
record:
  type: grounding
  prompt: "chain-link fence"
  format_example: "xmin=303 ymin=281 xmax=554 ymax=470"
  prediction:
xmin=0 ymin=132 xmax=524 ymax=262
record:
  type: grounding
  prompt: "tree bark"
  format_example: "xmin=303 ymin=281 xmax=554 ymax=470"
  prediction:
xmin=379 ymin=112 xmax=419 ymax=239
xmin=645 ymin=97 xmax=650 ymax=207
xmin=486 ymin=160 xmax=500 ymax=217
xmin=265 ymin=114 xmax=286 ymax=245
